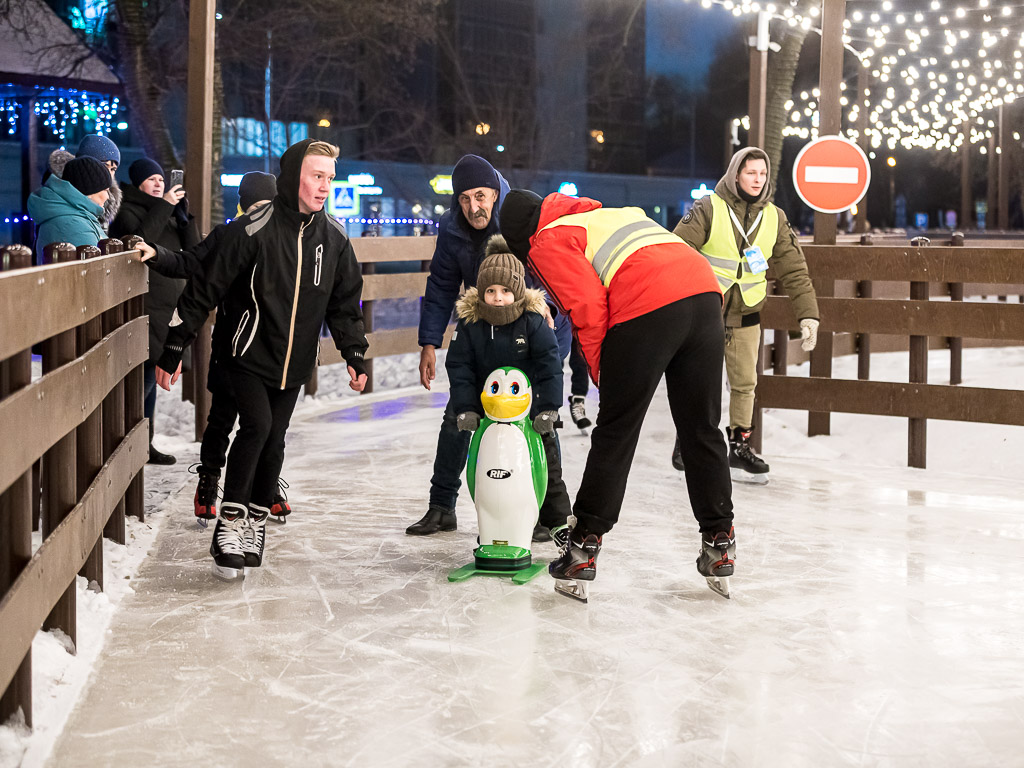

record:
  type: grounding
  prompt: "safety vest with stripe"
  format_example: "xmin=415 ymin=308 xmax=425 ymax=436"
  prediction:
xmin=538 ymin=207 xmax=683 ymax=288
xmin=701 ymin=193 xmax=778 ymax=307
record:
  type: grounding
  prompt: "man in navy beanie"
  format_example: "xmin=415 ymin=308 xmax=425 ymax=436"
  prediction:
xmin=406 ymin=154 xmax=572 ymax=540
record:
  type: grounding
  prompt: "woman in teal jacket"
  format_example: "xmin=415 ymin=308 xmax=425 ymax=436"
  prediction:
xmin=27 ymin=156 xmax=110 ymax=260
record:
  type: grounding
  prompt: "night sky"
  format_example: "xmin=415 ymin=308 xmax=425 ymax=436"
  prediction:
xmin=646 ymin=0 xmax=741 ymax=81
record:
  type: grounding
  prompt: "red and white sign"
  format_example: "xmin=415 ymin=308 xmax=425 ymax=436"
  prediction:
xmin=792 ymin=135 xmax=871 ymax=214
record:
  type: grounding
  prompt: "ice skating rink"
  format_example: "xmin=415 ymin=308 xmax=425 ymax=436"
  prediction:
xmin=45 ymin=377 xmax=1024 ymax=767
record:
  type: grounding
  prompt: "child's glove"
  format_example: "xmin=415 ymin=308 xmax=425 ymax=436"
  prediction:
xmin=456 ymin=412 xmax=481 ymax=432
xmin=532 ymin=411 xmax=558 ymax=435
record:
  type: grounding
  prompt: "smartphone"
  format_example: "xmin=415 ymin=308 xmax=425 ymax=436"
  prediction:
xmin=169 ymin=169 xmax=184 ymax=189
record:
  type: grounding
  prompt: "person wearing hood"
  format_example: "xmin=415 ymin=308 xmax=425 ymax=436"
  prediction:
xmin=110 ymin=157 xmax=202 ymax=465
xmin=673 ymin=147 xmax=819 ymax=482
xmin=27 ymin=155 xmax=111 ymax=260
xmin=499 ymin=189 xmax=736 ymax=601
xmin=152 ymin=139 xmax=368 ymax=579
xmin=407 ymin=154 xmax=571 ymax=539
xmin=445 ymin=235 xmax=572 ymax=536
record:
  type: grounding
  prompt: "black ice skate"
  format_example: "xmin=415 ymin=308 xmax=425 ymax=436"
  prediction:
xmin=243 ymin=504 xmax=270 ymax=568
xmin=269 ymin=478 xmax=291 ymax=524
xmin=671 ymin=436 xmax=685 ymax=472
xmin=696 ymin=527 xmax=736 ymax=599
xmin=727 ymin=427 xmax=770 ymax=485
xmin=568 ymin=395 xmax=591 ymax=434
xmin=190 ymin=464 xmax=219 ymax=527
xmin=549 ymin=516 xmax=602 ymax=603
xmin=210 ymin=502 xmax=249 ymax=580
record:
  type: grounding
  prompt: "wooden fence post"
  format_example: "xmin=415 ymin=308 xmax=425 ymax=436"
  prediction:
xmin=40 ymin=243 xmax=79 ymax=647
xmin=122 ymin=237 xmax=146 ymax=523
xmin=362 ymin=262 xmax=376 ymax=394
xmin=908 ymin=238 xmax=929 ymax=468
xmin=856 ymin=234 xmax=873 ymax=381
xmin=948 ymin=232 xmax=964 ymax=385
xmin=0 ymin=244 xmax=35 ymax=726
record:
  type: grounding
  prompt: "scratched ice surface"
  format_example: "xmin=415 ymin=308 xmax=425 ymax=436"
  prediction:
xmin=43 ymin=347 xmax=1024 ymax=767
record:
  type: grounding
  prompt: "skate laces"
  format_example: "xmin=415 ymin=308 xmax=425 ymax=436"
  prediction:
xmin=569 ymin=396 xmax=586 ymax=422
xmin=275 ymin=478 xmax=289 ymax=502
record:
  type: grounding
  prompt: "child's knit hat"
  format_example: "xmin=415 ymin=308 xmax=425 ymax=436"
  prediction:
xmin=477 ymin=235 xmax=525 ymax=302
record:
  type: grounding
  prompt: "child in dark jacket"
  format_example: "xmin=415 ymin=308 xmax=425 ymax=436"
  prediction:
xmin=445 ymin=234 xmax=571 ymax=540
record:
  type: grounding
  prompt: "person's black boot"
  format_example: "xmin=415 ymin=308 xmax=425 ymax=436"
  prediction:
xmin=148 ymin=418 xmax=176 ymax=465
xmin=405 ymin=504 xmax=456 ymax=535
xmin=671 ymin=436 xmax=685 ymax=471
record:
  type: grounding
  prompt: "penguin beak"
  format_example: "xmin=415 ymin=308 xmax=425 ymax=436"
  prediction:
xmin=481 ymin=392 xmax=530 ymax=420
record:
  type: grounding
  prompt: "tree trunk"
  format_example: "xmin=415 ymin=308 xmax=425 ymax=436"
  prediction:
xmin=211 ymin=54 xmax=224 ymax=226
xmin=764 ymin=26 xmax=807 ymax=189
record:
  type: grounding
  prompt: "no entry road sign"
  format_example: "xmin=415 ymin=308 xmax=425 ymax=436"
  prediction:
xmin=792 ymin=135 xmax=871 ymax=214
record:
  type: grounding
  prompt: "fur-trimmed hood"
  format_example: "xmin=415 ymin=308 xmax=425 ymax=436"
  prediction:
xmin=47 ymin=149 xmax=121 ymax=227
xmin=456 ymin=286 xmax=547 ymax=324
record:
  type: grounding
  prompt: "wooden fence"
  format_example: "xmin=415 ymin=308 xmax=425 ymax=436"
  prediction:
xmin=757 ymin=242 xmax=1024 ymax=467
xmin=0 ymin=239 xmax=149 ymax=728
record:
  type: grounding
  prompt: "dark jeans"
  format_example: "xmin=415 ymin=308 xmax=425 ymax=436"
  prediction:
xmin=222 ymin=369 xmax=300 ymax=509
xmin=429 ymin=399 xmax=571 ymax=528
xmin=569 ymin=337 xmax=590 ymax=397
xmin=573 ymin=293 xmax=734 ymax=537
xmin=199 ymin=363 xmax=238 ymax=473
xmin=143 ymin=361 xmax=157 ymax=421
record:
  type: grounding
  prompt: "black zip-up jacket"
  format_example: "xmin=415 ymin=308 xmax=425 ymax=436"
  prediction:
xmin=158 ymin=140 xmax=367 ymax=389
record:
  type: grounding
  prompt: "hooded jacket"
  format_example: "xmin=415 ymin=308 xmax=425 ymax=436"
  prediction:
xmin=503 ymin=192 xmax=721 ymax=385
xmin=27 ymin=174 xmax=106 ymax=259
xmin=159 ymin=139 xmax=367 ymax=390
xmin=416 ymin=167 xmax=572 ymax=359
xmin=673 ymin=147 xmax=818 ymax=327
xmin=110 ymin=183 xmax=202 ymax=362
xmin=445 ymin=287 xmax=562 ymax=419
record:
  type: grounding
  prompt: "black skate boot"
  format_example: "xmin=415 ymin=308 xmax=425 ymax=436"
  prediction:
xmin=210 ymin=502 xmax=248 ymax=580
xmin=727 ymin=427 xmax=769 ymax=485
xmin=671 ymin=436 xmax=685 ymax=472
xmin=532 ymin=523 xmax=552 ymax=543
xmin=568 ymin=395 xmax=592 ymax=432
xmin=405 ymin=504 xmax=456 ymax=535
xmin=242 ymin=504 xmax=270 ymax=568
xmin=190 ymin=464 xmax=219 ymax=527
xmin=269 ymin=478 xmax=291 ymax=524
xmin=549 ymin=516 xmax=602 ymax=603
xmin=696 ymin=526 xmax=736 ymax=599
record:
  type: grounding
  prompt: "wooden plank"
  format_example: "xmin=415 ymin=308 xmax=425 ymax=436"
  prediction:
xmin=361 ymin=272 xmax=429 ymax=302
xmin=0 ymin=421 xmax=147 ymax=695
xmin=0 ymin=318 xmax=148 ymax=495
xmin=352 ymin=236 xmax=437 ymax=264
xmin=802 ymin=246 xmax=1024 ymax=283
xmin=762 ymin=297 xmax=1024 ymax=340
xmin=0 ymin=254 xmax=147 ymax=361
xmin=757 ymin=376 xmax=1024 ymax=425
xmin=318 ymin=324 xmax=455 ymax=366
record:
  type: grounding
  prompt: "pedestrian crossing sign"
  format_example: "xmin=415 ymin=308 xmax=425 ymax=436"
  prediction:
xmin=328 ymin=182 xmax=360 ymax=216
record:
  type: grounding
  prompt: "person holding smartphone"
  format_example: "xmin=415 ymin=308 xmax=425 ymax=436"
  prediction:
xmin=110 ymin=157 xmax=201 ymax=465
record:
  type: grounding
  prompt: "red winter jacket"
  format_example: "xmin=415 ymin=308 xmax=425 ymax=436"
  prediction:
xmin=525 ymin=193 xmax=721 ymax=384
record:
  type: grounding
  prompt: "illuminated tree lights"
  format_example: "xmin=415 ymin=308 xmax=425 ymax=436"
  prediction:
xmin=685 ymin=0 xmax=1022 ymax=150
xmin=1 ymin=87 xmax=120 ymax=140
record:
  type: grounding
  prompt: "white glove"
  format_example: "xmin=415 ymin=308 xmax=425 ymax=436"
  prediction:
xmin=800 ymin=318 xmax=819 ymax=352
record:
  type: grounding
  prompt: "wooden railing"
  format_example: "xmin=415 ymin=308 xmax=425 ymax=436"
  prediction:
xmin=756 ymin=243 xmax=1024 ymax=467
xmin=0 ymin=239 xmax=149 ymax=728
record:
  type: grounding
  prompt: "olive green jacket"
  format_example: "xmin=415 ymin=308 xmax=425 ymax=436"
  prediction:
xmin=673 ymin=147 xmax=818 ymax=328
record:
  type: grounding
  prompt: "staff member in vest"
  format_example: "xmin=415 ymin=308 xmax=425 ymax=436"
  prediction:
xmin=673 ymin=147 xmax=819 ymax=484
xmin=500 ymin=190 xmax=737 ymax=601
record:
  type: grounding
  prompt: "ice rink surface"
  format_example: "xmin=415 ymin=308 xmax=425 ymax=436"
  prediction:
xmin=45 ymin=365 xmax=1024 ymax=767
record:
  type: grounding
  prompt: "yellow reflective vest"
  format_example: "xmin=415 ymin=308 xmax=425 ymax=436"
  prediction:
xmin=701 ymin=193 xmax=778 ymax=307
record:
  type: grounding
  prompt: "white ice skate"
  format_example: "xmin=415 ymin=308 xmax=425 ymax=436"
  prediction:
xmin=210 ymin=503 xmax=249 ymax=580
xmin=568 ymin=395 xmax=591 ymax=437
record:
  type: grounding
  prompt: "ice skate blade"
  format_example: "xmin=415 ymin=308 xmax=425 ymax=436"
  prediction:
xmin=706 ymin=575 xmax=731 ymax=599
xmin=196 ymin=517 xmax=210 ymax=529
xmin=554 ymin=579 xmax=589 ymax=603
xmin=730 ymin=467 xmax=769 ymax=485
xmin=269 ymin=515 xmax=287 ymax=524
xmin=211 ymin=562 xmax=244 ymax=580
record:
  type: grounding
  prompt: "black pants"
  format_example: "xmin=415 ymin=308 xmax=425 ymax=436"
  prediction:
xmin=569 ymin=337 xmax=590 ymax=397
xmin=199 ymin=362 xmax=238 ymax=472
xmin=222 ymin=368 xmax=300 ymax=509
xmin=573 ymin=293 xmax=734 ymax=537
xmin=430 ymin=399 xmax=571 ymax=528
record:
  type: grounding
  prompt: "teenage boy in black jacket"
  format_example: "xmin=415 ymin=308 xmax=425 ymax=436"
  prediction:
xmin=154 ymin=140 xmax=368 ymax=578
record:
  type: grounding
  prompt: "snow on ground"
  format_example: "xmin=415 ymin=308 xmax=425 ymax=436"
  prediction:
xmin=2 ymin=345 xmax=1022 ymax=767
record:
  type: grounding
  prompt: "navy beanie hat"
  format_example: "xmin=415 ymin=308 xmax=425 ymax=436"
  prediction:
xmin=63 ymin=156 xmax=112 ymax=196
xmin=451 ymin=154 xmax=500 ymax=198
xmin=129 ymin=158 xmax=164 ymax=188
xmin=77 ymin=134 xmax=121 ymax=166
xmin=238 ymin=171 xmax=278 ymax=211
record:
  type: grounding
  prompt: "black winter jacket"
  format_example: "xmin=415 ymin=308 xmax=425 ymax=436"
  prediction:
xmin=158 ymin=140 xmax=367 ymax=390
xmin=445 ymin=288 xmax=562 ymax=419
xmin=110 ymin=184 xmax=201 ymax=361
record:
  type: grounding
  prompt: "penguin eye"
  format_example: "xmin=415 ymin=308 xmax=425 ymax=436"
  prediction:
xmin=510 ymin=382 xmax=520 ymax=395
xmin=490 ymin=381 xmax=500 ymax=394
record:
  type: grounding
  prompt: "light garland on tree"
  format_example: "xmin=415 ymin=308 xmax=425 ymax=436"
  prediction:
xmin=29 ymin=88 xmax=121 ymax=143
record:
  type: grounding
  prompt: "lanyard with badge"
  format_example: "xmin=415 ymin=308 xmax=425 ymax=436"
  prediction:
xmin=728 ymin=208 xmax=769 ymax=274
